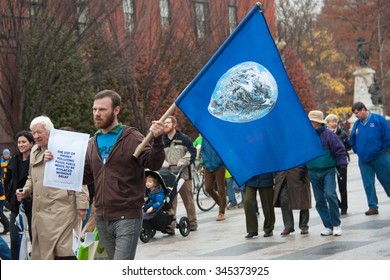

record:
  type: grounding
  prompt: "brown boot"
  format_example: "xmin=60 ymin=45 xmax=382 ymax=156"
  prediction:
xmin=365 ymin=208 xmax=378 ymax=215
xmin=280 ymin=228 xmax=295 ymax=236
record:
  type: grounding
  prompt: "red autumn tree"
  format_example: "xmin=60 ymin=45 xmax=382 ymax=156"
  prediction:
xmin=283 ymin=47 xmax=315 ymax=112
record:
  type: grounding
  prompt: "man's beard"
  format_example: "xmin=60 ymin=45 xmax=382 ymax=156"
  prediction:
xmin=94 ymin=112 xmax=116 ymax=130
xmin=164 ymin=126 xmax=173 ymax=134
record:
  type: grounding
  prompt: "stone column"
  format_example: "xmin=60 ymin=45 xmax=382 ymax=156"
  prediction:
xmin=353 ymin=66 xmax=383 ymax=114
xmin=349 ymin=67 xmax=383 ymax=125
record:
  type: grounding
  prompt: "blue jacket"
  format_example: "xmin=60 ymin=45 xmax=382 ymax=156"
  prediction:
xmin=306 ymin=125 xmax=347 ymax=170
xmin=200 ymin=138 xmax=224 ymax=171
xmin=350 ymin=112 xmax=390 ymax=163
xmin=245 ymin=173 xmax=274 ymax=188
xmin=144 ymin=185 xmax=165 ymax=210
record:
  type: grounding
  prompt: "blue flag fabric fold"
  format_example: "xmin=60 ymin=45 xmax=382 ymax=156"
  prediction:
xmin=175 ymin=4 xmax=323 ymax=186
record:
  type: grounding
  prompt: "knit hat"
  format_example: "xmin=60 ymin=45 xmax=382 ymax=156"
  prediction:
xmin=308 ymin=110 xmax=325 ymax=124
xmin=2 ymin=149 xmax=10 ymax=156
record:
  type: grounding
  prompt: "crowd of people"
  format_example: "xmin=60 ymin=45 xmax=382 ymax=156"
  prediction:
xmin=0 ymin=95 xmax=389 ymax=260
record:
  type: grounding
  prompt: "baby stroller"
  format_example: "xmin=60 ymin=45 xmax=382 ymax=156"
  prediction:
xmin=140 ymin=166 xmax=190 ymax=243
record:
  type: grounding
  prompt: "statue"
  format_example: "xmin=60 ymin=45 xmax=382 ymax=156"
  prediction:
xmin=357 ymin=37 xmax=368 ymax=67
xmin=369 ymin=75 xmax=382 ymax=105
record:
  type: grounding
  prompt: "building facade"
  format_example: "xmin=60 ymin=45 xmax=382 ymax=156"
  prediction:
xmin=0 ymin=0 xmax=276 ymax=152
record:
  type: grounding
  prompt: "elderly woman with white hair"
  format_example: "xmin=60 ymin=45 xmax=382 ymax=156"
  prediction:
xmin=325 ymin=114 xmax=350 ymax=215
xmin=16 ymin=116 xmax=89 ymax=260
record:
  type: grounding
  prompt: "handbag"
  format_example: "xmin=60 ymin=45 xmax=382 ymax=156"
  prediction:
xmin=77 ymin=227 xmax=108 ymax=260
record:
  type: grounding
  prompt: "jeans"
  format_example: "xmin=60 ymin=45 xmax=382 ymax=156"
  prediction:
xmin=309 ymin=168 xmax=340 ymax=229
xmin=95 ymin=216 xmax=142 ymax=260
xmin=0 ymin=236 xmax=10 ymax=260
xmin=226 ymin=177 xmax=244 ymax=205
xmin=358 ymin=150 xmax=390 ymax=209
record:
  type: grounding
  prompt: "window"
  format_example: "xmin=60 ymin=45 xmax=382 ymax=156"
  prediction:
xmin=228 ymin=5 xmax=237 ymax=34
xmin=75 ymin=0 xmax=88 ymax=33
xmin=123 ymin=0 xmax=135 ymax=32
xmin=194 ymin=1 xmax=210 ymax=38
xmin=159 ymin=0 xmax=170 ymax=27
xmin=28 ymin=0 xmax=44 ymax=20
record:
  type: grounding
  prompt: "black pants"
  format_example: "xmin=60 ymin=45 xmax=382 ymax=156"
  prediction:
xmin=336 ymin=166 xmax=348 ymax=211
xmin=279 ymin=182 xmax=309 ymax=229
xmin=244 ymin=186 xmax=275 ymax=234
xmin=0 ymin=200 xmax=10 ymax=231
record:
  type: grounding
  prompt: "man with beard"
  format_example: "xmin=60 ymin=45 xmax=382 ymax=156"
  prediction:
xmin=83 ymin=90 xmax=165 ymax=259
xmin=162 ymin=116 xmax=198 ymax=233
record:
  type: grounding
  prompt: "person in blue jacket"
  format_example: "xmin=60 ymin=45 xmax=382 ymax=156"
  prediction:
xmin=306 ymin=111 xmax=347 ymax=237
xmin=243 ymin=173 xmax=275 ymax=238
xmin=144 ymin=174 xmax=165 ymax=214
xmin=200 ymin=137 xmax=226 ymax=222
xmin=349 ymin=102 xmax=390 ymax=215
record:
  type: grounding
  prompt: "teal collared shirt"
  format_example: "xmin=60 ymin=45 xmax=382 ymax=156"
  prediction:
xmin=96 ymin=123 xmax=124 ymax=164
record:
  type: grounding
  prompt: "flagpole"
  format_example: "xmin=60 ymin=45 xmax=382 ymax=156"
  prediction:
xmin=133 ymin=103 xmax=177 ymax=158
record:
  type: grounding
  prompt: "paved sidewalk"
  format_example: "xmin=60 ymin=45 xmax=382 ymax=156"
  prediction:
xmin=136 ymin=153 xmax=390 ymax=260
xmin=1 ymin=153 xmax=390 ymax=260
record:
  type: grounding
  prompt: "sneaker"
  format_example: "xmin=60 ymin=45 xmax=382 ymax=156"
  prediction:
xmin=365 ymin=208 xmax=378 ymax=215
xmin=226 ymin=203 xmax=238 ymax=210
xmin=320 ymin=228 xmax=333 ymax=236
xmin=333 ymin=226 xmax=342 ymax=236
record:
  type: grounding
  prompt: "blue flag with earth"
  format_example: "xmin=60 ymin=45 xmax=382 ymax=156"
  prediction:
xmin=175 ymin=4 xmax=324 ymax=186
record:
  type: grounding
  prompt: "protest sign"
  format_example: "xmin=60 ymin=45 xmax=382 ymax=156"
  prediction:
xmin=43 ymin=128 xmax=89 ymax=191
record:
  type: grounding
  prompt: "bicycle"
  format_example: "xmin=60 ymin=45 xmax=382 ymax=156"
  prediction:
xmin=191 ymin=162 xmax=216 ymax=211
xmin=192 ymin=163 xmax=243 ymax=211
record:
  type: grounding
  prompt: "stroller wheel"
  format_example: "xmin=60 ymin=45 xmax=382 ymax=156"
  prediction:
xmin=178 ymin=217 xmax=190 ymax=237
xmin=140 ymin=222 xmax=153 ymax=243
xmin=150 ymin=228 xmax=156 ymax=238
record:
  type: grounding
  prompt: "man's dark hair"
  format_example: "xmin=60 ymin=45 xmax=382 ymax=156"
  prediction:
xmin=94 ymin=90 xmax=121 ymax=109
xmin=352 ymin=102 xmax=367 ymax=112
